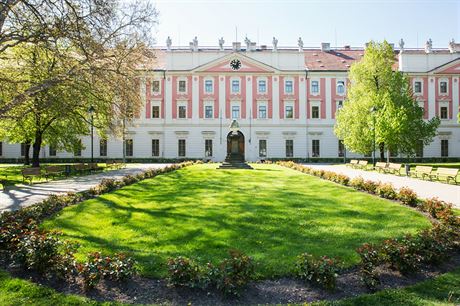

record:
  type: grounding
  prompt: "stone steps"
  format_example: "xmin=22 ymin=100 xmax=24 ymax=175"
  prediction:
xmin=218 ymin=161 xmax=253 ymax=170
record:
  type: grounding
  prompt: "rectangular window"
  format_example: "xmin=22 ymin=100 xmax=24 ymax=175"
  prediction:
xmin=441 ymin=139 xmax=448 ymax=157
xmin=231 ymin=80 xmax=240 ymax=93
xmin=311 ymin=80 xmax=319 ymax=94
xmin=311 ymin=106 xmax=320 ymax=119
xmin=414 ymin=81 xmax=422 ymax=94
xmin=258 ymin=105 xmax=267 ymax=119
xmin=152 ymin=80 xmax=160 ymax=93
xmin=178 ymin=105 xmax=187 ymax=118
xmin=178 ymin=139 xmax=186 ymax=157
xmin=49 ymin=145 xmax=56 ymax=157
xmin=20 ymin=143 xmax=27 ymax=157
xmin=205 ymin=105 xmax=213 ymax=118
xmin=125 ymin=139 xmax=133 ymax=157
xmin=258 ymin=80 xmax=266 ymax=93
xmin=440 ymin=81 xmax=447 ymax=94
xmin=285 ymin=80 xmax=293 ymax=94
xmin=337 ymin=81 xmax=345 ymax=94
xmin=440 ymin=106 xmax=448 ymax=119
xmin=312 ymin=139 xmax=320 ymax=157
xmin=286 ymin=139 xmax=294 ymax=158
xmin=338 ymin=140 xmax=345 ymax=157
xmin=205 ymin=80 xmax=213 ymax=93
xmin=416 ymin=140 xmax=423 ymax=158
xmin=152 ymin=105 xmax=160 ymax=118
xmin=99 ymin=139 xmax=107 ymax=157
xmin=74 ymin=140 xmax=82 ymax=157
xmin=178 ymin=80 xmax=186 ymax=93
xmin=285 ymin=105 xmax=293 ymax=119
xmin=152 ymin=139 xmax=160 ymax=157
xmin=232 ymin=105 xmax=240 ymax=119
xmin=259 ymin=139 xmax=267 ymax=158
xmin=205 ymin=139 xmax=213 ymax=157
xmin=337 ymin=100 xmax=343 ymax=110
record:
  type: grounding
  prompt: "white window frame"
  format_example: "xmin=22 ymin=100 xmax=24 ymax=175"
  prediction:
xmin=336 ymin=99 xmax=344 ymax=111
xmin=257 ymin=78 xmax=267 ymax=94
xmin=151 ymin=100 xmax=161 ymax=119
xmin=438 ymin=78 xmax=448 ymax=95
xmin=178 ymin=139 xmax=186 ymax=157
xmin=231 ymin=101 xmax=240 ymax=119
xmin=152 ymin=79 xmax=161 ymax=95
xmin=284 ymin=101 xmax=294 ymax=119
xmin=439 ymin=102 xmax=449 ymax=120
xmin=284 ymin=78 xmax=294 ymax=95
xmin=285 ymin=139 xmax=294 ymax=158
xmin=151 ymin=138 xmax=160 ymax=157
xmin=204 ymin=101 xmax=214 ymax=119
xmin=310 ymin=101 xmax=321 ymax=119
xmin=204 ymin=139 xmax=213 ymax=157
xmin=177 ymin=77 xmax=187 ymax=94
xmin=257 ymin=101 xmax=268 ymax=119
xmin=310 ymin=79 xmax=320 ymax=95
xmin=336 ymin=80 xmax=345 ymax=95
xmin=177 ymin=101 xmax=187 ymax=119
xmin=231 ymin=78 xmax=240 ymax=94
xmin=413 ymin=78 xmax=423 ymax=95
xmin=259 ymin=139 xmax=267 ymax=158
xmin=204 ymin=78 xmax=214 ymax=94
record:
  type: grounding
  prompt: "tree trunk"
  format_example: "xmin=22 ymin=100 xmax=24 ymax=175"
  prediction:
xmin=379 ymin=142 xmax=385 ymax=161
xmin=31 ymin=132 xmax=42 ymax=167
xmin=24 ymin=142 xmax=31 ymax=165
xmin=386 ymin=149 xmax=390 ymax=163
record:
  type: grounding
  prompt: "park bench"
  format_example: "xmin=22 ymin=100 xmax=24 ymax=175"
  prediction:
xmin=74 ymin=163 xmax=92 ymax=174
xmin=44 ymin=165 xmax=65 ymax=179
xmin=88 ymin=163 xmax=103 ymax=172
xmin=347 ymin=159 xmax=359 ymax=168
xmin=429 ymin=168 xmax=459 ymax=184
xmin=410 ymin=166 xmax=433 ymax=180
xmin=384 ymin=163 xmax=403 ymax=175
xmin=22 ymin=167 xmax=41 ymax=184
xmin=0 ymin=175 xmax=8 ymax=190
xmin=356 ymin=160 xmax=368 ymax=170
xmin=375 ymin=162 xmax=388 ymax=172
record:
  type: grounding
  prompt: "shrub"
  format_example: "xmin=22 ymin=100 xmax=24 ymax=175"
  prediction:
xmin=75 ymin=252 xmax=105 ymax=290
xmin=362 ymin=180 xmax=378 ymax=194
xmin=414 ymin=225 xmax=454 ymax=264
xmin=375 ymin=183 xmax=397 ymax=200
xmin=103 ymin=253 xmax=136 ymax=281
xmin=421 ymin=198 xmax=459 ymax=225
xmin=167 ymin=256 xmax=203 ymax=288
xmin=334 ymin=174 xmax=350 ymax=186
xmin=356 ymin=243 xmax=382 ymax=291
xmin=350 ymin=177 xmax=365 ymax=191
xmin=296 ymin=253 xmax=340 ymax=291
xmin=215 ymin=250 xmax=254 ymax=296
xmin=381 ymin=236 xmax=422 ymax=275
xmin=398 ymin=187 xmax=418 ymax=207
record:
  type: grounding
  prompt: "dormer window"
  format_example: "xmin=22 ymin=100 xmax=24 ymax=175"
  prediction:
xmin=336 ymin=81 xmax=345 ymax=95
xmin=285 ymin=80 xmax=293 ymax=94
xmin=205 ymin=80 xmax=213 ymax=93
xmin=178 ymin=80 xmax=187 ymax=93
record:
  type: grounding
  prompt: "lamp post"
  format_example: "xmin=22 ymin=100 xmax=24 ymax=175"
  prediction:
xmin=370 ymin=106 xmax=377 ymax=167
xmin=88 ymin=105 xmax=95 ymax=163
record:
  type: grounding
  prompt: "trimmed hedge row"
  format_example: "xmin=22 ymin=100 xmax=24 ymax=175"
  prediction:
xmin=277 ymin=161 xmax=460 ymax=291
xmin=0 ymin=161 xmax=195 ymax=290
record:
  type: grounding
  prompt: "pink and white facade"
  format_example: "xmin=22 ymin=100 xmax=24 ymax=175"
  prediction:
xmin=1 ymin=40 xmax=460 ymax=161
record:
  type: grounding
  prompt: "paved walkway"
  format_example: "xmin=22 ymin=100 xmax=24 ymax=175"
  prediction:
xmin=0 ymin=164 xmax=171 ymax=212
xmin=303 ymin=164 xmax=460 ymax=209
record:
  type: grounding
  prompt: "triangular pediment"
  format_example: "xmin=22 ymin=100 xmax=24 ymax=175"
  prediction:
xmin=193 ymin=53 xmax=276 ymax=73
xmin=430 ymin=57 xmax=460 ymax=74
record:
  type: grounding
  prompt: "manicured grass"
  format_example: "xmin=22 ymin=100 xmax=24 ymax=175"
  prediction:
xmin=316 ymin=268 xmax=460 ymax=306
xmin=43 ymin=164 xmax=431 ymax=278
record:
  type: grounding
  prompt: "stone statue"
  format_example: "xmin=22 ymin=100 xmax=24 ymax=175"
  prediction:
xmin=425 ymin=38 xmax=432 ymax=53
xmin=272 ymin=36 xmax=278 ymax=52
xmin=398 ymin=38 xmax=404 ymax=53
xmin=191 ymin=36 xmax=198 ymax=51
xmin=449 ymin=38 xmax=455 ymax=53
xmin=218 ymin=37 xmax=225 ymax=51
xmin=298 ymin=37 xmax=304 ymax=51
xmin=166 ymin=36 xmax=172 ymax=51
xmin=244 ymin=36 xmax=251 ymax=51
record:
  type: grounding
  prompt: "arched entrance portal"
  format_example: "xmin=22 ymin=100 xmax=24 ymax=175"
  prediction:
xmin=226 ymin=131 xmax=245 ymax=161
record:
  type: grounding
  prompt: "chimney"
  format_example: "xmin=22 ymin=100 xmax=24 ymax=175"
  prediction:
xmin=321 ymin=42 xmax=330 ymax=52
xmin=250 ymin=42 xmax=257 ymax=51
xmin=344 ymin=45 xmax=351 ymax=50
xmin=260 ymin=45 xmax=267 ymax=50
xmin=232 ymin=42 xmax=241 ymax=52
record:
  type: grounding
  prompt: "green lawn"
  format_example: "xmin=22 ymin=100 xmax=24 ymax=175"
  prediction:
xmin=43 ymin=163 xmax=430 ymax=278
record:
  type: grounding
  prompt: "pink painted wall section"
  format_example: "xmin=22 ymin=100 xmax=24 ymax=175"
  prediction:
xmin=187 ymin=76 xmax=193 ymax=118
xmin=277 ymin=76 xmax=299 ymax=119
xmin=241 ymin=77 xmax=246 ymax=119
xmin=225 ymin=76 xmax=231 ymax=119
xmin=199 ymin=77 xmax=204 ymax=119
xmin=320 ymin=78 xmax=326 ymax=119
xmin=434 ymin=77 xmax=453 ymax=118
xmin=214 ymin=76 xmax=219 ymax=118
xmin=422 ymin=77 xmax=428 ymax=119
xmin=331 ymin=78 xmax=336 ymax=119
xmin=279 ymin=76 xmax=284 ymax=119
xmin=252 ymin=77 xmax=257 ymax=118
xmin=225 ymin=76 xmax=245 ymax=119
xmin=268 ymin=76 xmax=273 ymax=118
xmin=145 ymin=80 xmax=151 ymax=119
xmin=199 ymin=76 xmax=220 ymax=119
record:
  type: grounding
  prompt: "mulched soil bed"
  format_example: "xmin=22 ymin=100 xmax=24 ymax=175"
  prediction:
xmin=3 ymin=252 xmax=460 ymax=305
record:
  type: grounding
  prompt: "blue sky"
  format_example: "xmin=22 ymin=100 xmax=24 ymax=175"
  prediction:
xmin=153 ymin=0 xmax=459 ymax=49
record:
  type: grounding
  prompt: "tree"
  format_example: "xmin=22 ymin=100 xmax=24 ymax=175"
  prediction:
xmin=0 ymin=0 xmax=157 ymax=119
xmin=334 ymin=41 xmax=440 ymax=161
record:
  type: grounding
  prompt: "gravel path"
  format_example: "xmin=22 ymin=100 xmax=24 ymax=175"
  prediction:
xmin=302 ymin=164 xmax=460 ymax=208
xmin=0 ymin=164 xmax=171 ymax=212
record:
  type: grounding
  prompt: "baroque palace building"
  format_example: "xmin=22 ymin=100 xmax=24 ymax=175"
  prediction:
xmin=1 ymin=37 xmax=460 ymax=161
